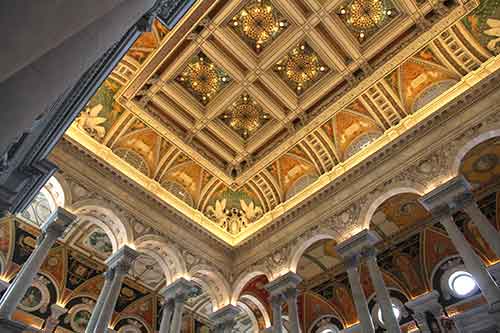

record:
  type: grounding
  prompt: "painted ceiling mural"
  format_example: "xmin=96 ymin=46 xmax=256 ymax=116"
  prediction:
xmin=66 ymin=0 xmax=500 ymax=242
xmin=295 ymin=141 xmax=500 ymax=331
xmin=0 ymin=217 xmax=216 ymax=333
xmin=4 ymin=132 xmax=500 ymax=333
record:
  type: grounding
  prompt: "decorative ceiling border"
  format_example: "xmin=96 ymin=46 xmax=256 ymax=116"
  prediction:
xmin=64 ymin=52 xmax=500 ymax=246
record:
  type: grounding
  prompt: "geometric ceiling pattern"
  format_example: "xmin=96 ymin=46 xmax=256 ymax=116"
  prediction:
xmin=68 ymin=0 xmax=500 ymax=244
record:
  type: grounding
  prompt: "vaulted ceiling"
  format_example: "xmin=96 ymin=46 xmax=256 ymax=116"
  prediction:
xmin=65 ymin=0 xmax=499 ymax=245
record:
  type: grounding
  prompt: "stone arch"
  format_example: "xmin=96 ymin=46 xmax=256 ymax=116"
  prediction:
xmin=231 ymin=269 xmax=272 ymax=304
xmin=360 ymin=184 xmax=427 ymax=230
xmin=22 ymin=175 xmax=68 ymax=227
xmin=429 ymin=254 xmax=462 ymax=289
xmin=452 ymin=129 xmax=500 ymax=176
xmin=308 ymin=314 xmax=342 ymax=333
xmin=411 ymin=79 xmax=458 ymax=113
xmin=236 ymin=300 xmax=259 ymax=333
xmin=240 ymin=294 xmax=272 ymax=329
xmin=67 ymin=201 xmax=133 ymax=252
xmin=51 ymin=173 xmax=72 ymax=208
xmin=189 ymin=264 xmax=231 ymax=311
xmin=288 ymin=228 xmax=338 ymax=274
xmin=133 ymin=234 xmax=187 ymax=285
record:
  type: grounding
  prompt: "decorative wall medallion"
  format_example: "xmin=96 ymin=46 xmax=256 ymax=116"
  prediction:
xmin=230 ymin=0 xmax=288 ymax=53
xmin=70 ymin=309 xmax=92 ymax=332
xmin=337 ymin=0 xmax=397 ymax=41
xmin=274 ymin=42 xmax=329 ymax=94
xmin=19 ymin=277 xmax=51 ymax=314
xmin=20 ymin=287 xmax=43 ymax=312
xmin=82 ymin=228 xmax=113 ymax=258
xmin=219 ymin=94 xmax=271 ymax=139
xmin=176 ymin=52 xmax=231 ymax=105
xmin=130 ymin=254 xmax=164 ymax=289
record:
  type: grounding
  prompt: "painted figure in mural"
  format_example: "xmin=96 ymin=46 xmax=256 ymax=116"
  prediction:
xmin=393 ymin=253 xmax=424 ymax=294
xmin=334 ymin=286 xmax=356 ymax=323
xmin=73 ymin=310 xmax=91 ymax=332
xmin=86 ymin=230 xmax=113 ymax=256
xmin=20 ymin=286 xmax=42 ymax=308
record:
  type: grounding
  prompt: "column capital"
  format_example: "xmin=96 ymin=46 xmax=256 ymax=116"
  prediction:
xmin=405 ymin=290 xmax=442 ymax=317
xmin=105 ymin=245 xmax=139 ymax=276
xmin=420 ymin=175 xmax=472 ymax=215
xmin=336 ymin=229 xmax=381 ymax=258
xmin=42 ymin=207 xmax=77 ymax=238
xmin=344 ymin=254 xmax=361 ymax=271
xmin=270 ymin=293 xmax=284 ymax=305
xmin=265 ymin=271 xmax=302 ymax=297
xmin=361 ymin=246 xmax=378 ymax=259
xmin=162 ymin=277 xmax=195 ymax=301
xmin=210 ymin=304 xmax=240 ymax=330
xmin=48 ymin=303 xmax=67 ymax=319
xmin=283 ymin=287 xmax=299 ymax=300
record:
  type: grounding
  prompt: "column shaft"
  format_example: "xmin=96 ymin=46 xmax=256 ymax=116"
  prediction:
xmin=85 ymin=271 xmax=114 ymax=333
xmin=285 ymin=289 xmax=301 ymax=333
xmin=93 ymin=268 xmax=127 ymax=333
xmin=271 ymin=295 xmax=283 ymax=333
xmin=440 ymin=214 xmax=500 ymax=310
xmin=463 ymin=202 xmax=500 ymax=258
xmin=170 ymin=296 xmax=186 ymax=333
xmin=159 ymin=300 xmax=174 ymax=333
xmin=345 ymin=257 xmax=375 ymax=333
xmin=365 ymin=251 xmax=401 ymax=333
xmin=0 ymin=232 xmax=57 ymax=318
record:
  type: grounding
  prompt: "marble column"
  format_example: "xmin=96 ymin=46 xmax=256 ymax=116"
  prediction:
xmin=270 ymin=294 xmax=284 ymax=333
xmin=41 ymin=304 xmax=67 ymax=333
xmin=458 ymin=193 xmax=500 ymax=258
xmin=421 ymin=177 xmax=500 ymax=320
xmin=0 ymin=208 xmax=76 ymax=319
xmin=85 ymin=245 xmax=139 ymax=333
xmin=364 ymin=247 xmax=401 ymax=333
xmin=345 ymin=255 xmax=375 ymax=333
xmin=164 ymin=278 xmax=195 ymax=333
xmin=265 ymin=272 xmax=302 ymax=333
xmin=284 ymin=288 xmax=301 ymax=333
xmin=336 ymin=230 xmax=379 ymax=333
xmin=439 ymin=213 xmax=500 ymax=314
xmin=158 ymin=298 xmax=174 ymax=333
xmin=210 ymin=304 xmax=240 ymax=333
xmin=405 ymin=290 xmax=443 ymax=333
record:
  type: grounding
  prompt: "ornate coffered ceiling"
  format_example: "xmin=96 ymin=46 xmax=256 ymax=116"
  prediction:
xmin=65 ymin=0 xmax=500 ymax=245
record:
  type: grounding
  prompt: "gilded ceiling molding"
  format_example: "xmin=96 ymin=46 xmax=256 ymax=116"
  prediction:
xmin=232 ymin=66 xmax=500 ymax=275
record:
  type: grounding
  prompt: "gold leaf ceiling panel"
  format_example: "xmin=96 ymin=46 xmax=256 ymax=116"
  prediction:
xmin=66 ymin=0 xmax=500 ymax=245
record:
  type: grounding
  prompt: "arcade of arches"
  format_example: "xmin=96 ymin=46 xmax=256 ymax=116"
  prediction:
xmin=2 ymin=0 xmax=500 ymax=332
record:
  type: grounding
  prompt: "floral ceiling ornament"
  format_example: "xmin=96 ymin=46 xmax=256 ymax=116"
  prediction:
xmin=76 ymin=105 xmax=107 ymax=139
xmin=274 ymin=42 xmax=329 ymax=94
xmin=337 ymin=0 xmax=397 ymax=41
xmin=230 ymin=0 xmax=288 ymax=53
xmin=176 ymin=52 xmax=231 ymax=105
xmin=220 ymin=94 xmax=271 ymax=139
xmin=206 ymin=198 xmax=263 ymax=234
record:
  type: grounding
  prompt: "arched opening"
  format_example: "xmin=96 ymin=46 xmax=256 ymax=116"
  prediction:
xmin=368 ymin=192 xmax=430 ymax=239
xmin=236 ymin=275 xmax=272 ymax=331
xmin=459 ymin=136 xmax=500 ymax=189
xmin=21 ymin=176 xmax=66 ymax=227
